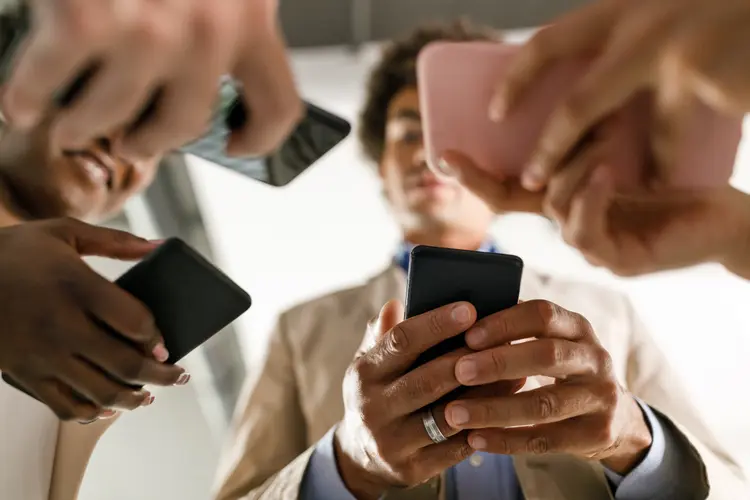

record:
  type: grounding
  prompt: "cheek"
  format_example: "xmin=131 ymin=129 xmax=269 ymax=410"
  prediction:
xmin=127 ymin=160 xmax=159 ymax=194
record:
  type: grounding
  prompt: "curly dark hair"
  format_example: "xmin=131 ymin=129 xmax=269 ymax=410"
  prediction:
xmin=358 ymin=20 xmax=499 ymax=164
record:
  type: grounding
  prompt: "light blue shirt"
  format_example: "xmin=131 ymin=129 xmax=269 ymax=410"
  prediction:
xmin=300 ymin=400 xmax=694 ymax=500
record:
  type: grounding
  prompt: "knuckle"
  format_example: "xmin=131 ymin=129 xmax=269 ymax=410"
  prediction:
xmin=539 ymin=340 xmax=565 ymax=368
xmin=134 ymin=18 xmax=181 ymax=50
xmin=54 ymin=406 xmax=78 ymax=422
xmin=489 ymin=349 xmax=507 ymax=375
xmin=598 ymin=379 xmax=621 ymax=408
xmin=406 ymin=375 xmax=440 ymax=402
xmin=595 ymin=349 xmax=614 ymax=375
xmin=533 ymin=300 xmax=560 ymax=329
xmin=530 ymin=391 xmax=559 ymax=420
xmin=386 ymin=325 xmax=411 ymax=355
xmin=117 ymin=356 xmax=146 ymax=382
xmin=527 ymin=436 xmax=549 ymax=454
xmin=96 ymin=389 xmax=121 ymax=408
xmin=359 ymin=399 xmax=382 ymax=429
xmin=559 ymin=92 xmax=590 ymax=131
xmin=428 ymin=310 xmax=445 ymax=339
xmin=449 ymin=443 xmax=474 ymax=463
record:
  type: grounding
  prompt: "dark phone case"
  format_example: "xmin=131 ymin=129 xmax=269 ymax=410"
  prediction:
xmin=2 ymin=238 xmax=251 ymax=399
xmin=405 ymin=245 xmax=523 ymax=368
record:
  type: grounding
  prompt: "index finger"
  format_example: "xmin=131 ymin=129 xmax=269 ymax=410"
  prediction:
xmin=74 ymin=267 xmax=165 ymax=357
xmin=490 ymin=0 xmax=617 ymax=121
xmin=522 ymin=30 xmax=657 ymax=191
xmin=464 ymin=300 xmax=596 ymax=350
xmin=362 ymin=302 xmax=476 ymax=378
xmin=442 ymin=151 xmax=545 ymax=215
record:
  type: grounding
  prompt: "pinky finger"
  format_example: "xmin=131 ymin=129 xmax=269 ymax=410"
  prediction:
xmin=466 ymin=417 xmax=604 ymax=457
xmin=410 ymin=432 xmax=475 ymax=480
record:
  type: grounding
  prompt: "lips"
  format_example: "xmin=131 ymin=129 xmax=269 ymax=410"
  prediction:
xmin=69 ymin=151 xmax=115 ymax=189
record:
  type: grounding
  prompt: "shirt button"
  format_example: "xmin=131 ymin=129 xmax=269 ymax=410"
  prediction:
xmin=469 ymin=454 xmax=484 ymax=467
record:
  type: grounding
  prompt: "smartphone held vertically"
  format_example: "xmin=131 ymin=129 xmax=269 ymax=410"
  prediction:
xmin=2 ymin=238 xmax=251 ymax=399
xmin=417 ymin=41 xmax=742 ymax=189
xmin=405 ymin=245 xmax=523 ymax=368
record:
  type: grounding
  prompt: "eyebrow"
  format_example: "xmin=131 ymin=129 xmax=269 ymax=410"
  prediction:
xmin=390 ymin=109 xmax=421 ymax=121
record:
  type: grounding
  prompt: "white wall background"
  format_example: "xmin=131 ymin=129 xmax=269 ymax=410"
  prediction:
xmin=80 ymin=42 xmax=750 ymax=499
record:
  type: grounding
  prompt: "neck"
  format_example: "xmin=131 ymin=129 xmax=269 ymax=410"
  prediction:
xmin=403 ymin=229 xmax=486 ymax=251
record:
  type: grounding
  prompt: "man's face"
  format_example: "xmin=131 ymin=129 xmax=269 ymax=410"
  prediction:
xmin=379 ymin=86 xmax=494 ymax=235
xmin=0 ymin=120 xmax=159 ymax=221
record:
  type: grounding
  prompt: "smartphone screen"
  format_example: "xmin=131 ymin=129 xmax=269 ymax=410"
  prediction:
xmin=178 ymin=80 xmax=352 ymax=186
xmin=405 ymin=245 xmax=524 ymax=368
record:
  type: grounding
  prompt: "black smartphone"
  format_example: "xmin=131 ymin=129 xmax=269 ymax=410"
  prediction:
xmin=2 ymin=238 xmax=251 ymax=398
xmin=0 ymin=5 xmax=351 ymax=187
xmin=405 ymin=245 xmax=524 ymax=368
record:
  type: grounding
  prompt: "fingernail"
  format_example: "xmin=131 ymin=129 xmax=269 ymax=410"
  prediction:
xmin=437 ymin=158 xmax=456 ymax=177
xmin=142 ymin=395 xmax=155 ymax=407
xmin=521 ymin=171 xmax=544 ymax=191
xmin=456 ymin=359 xmax=478 ymax=383
xmin=470 ymin=435 xmax=488 ymax=450
xmin=79 ymin=418 xmax=98 ymax=425
xmin=175 ymin=373 xmax=191 ymax=386
xmin=465 ymin=327 xmax=486 ymax=347
xmin=99 ymin=410 xmax=118 ymax=419
xmin=149 ymin=239 xmax=167 ymax=245
xmin=448 ymin=405 xmax=470 ymax=426
xmin=452 ymin=304 xmax=471 ymax=324
xmin=152 ymin=343 xmax=169 ymax=363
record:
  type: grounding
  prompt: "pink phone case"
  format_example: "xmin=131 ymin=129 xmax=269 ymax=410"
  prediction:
xmin=417 ymin=41 xmax=743 ymax=188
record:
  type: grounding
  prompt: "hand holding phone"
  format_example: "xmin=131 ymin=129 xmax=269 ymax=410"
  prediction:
xmin=417 ymin=41 xmax=742 ymax=189
xmin=334 ymin=299 xmax=524 ymax=497
xmin=2 ymin=237 xmax=251 ymax=419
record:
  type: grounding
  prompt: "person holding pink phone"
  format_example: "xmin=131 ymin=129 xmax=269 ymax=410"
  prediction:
xmin=447 ymin=0 xmax=750 ymax=279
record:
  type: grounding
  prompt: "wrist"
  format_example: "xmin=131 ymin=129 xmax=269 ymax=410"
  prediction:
xmin=718 ymin=189 xmax=750 ymax=279
xmin=333 ymin=423 xmax=387 ymax=500
xmin=601 ymin=399 xmax=653 ymax=474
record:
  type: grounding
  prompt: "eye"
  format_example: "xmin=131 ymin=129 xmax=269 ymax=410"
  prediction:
xmin=400 ymin=129 xmax=422 ymax=145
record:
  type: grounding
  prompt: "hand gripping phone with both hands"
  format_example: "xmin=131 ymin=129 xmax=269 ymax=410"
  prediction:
xmin=2 ymin=238 xmax=252 ymax=399
xmin=417 ymin=41 xmax=743 ymax=188
xmin=0 ymin=5 xmax=351 ymax=187
xmin=405 ymin=245 xmax=524 ymax=369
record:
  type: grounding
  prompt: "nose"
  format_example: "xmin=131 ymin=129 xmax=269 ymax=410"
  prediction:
xmin=413 ymin=142 xmax=427 ymax=167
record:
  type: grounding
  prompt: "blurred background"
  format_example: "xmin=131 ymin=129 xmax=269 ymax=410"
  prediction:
xmin=77 ymin=2 xmax=750 ymax=499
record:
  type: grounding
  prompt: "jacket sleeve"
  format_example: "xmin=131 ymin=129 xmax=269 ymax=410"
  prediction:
xmin=212 ymin=313 xmax=310 ymax=500
xmin=623 ymin=300 xmax=749 ymax=499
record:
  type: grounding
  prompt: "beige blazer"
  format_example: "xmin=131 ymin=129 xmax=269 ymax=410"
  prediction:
xmin=213 ymin=266 xmax=747 ymax=500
